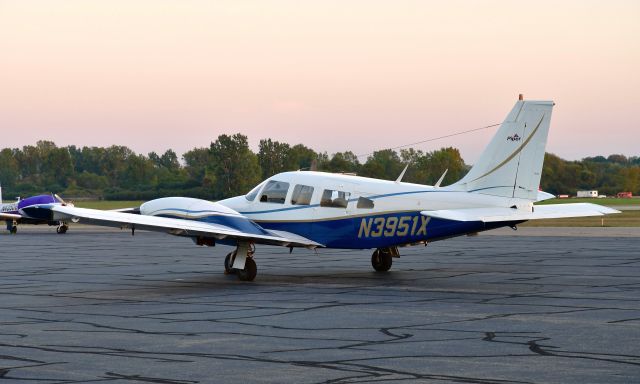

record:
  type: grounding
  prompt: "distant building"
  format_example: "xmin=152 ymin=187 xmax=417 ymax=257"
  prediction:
xmin=617 ymin=192 xmax=633 ymax=198
xmin=577 ymin=190 xmax=598 ymax=198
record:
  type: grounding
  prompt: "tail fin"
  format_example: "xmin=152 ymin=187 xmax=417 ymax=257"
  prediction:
xmin=451 ymin=98 xmax=554 ymax=200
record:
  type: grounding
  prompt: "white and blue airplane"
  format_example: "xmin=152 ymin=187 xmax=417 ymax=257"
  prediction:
xmin=40 ymin=97 xmax=618 ymax=281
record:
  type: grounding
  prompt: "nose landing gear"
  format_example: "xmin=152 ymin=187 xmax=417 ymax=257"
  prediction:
xmin=56 ymin=223 xmax=69 ymax=234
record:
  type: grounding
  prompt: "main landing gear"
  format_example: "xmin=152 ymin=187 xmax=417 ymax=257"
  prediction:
xmin=56 ymin=223 xmax=69 ymax=234
xmin=9 ymin=221 xmax=18 ymax=234
xmin=371 ymin=247 xmax=400 ymax=272
xmin=224 ymin=242 xmax=257 ymax=281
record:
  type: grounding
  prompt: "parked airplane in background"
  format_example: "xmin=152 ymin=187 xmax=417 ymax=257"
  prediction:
xmin=0 ymin=187 xmax=71 ymax=234
xmin=36 ymin=97 xmax=618 ymax=281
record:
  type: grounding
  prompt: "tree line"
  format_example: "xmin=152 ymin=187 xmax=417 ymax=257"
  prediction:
xmin=0 ymin=135 xmax=638 ymax=200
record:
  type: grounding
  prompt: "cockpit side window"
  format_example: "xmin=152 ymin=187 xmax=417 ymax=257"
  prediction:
xmin=356 ymin=196 xmax=374 ymax=209
xmin=291 ymin=184 xmax=314 ymax=205
xmin=245 ymin=181 xmax=266 ymax=201
xmin=259 ymin=180 xmax=290 ymax=204
xmin=320 ymin=189 xmax=350 ymax=208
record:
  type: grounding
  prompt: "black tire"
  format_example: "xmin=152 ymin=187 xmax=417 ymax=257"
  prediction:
xmin=9 ymin=226 xmax=17 ymax=234
xmin=371 ymin=249 xmax=392 ymax=272
xmin=224 ymin=252 xmax=236 ymax=274
xmin=56 ymin=226 xmax=68 ymax=234
xmin=237 ymin=257 xmax=257 ymax=281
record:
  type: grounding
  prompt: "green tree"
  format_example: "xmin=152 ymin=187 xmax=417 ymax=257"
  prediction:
xmin=361 ymin=149 xmax=403 ymax=180
xmin=327 ymin=151 xmax=360 ymax=174
xmin=210 ymin=134 xmax=261 ymax=197
xmin=183 ymin=147 xmax=212 ymax=183
xmin=288 ymin=144 xmax=318 ymax=170
xmin=426 ymin=147 xmax=466 ymax=185
xmin=258 ymin=139 xmax=291 ymax=178
xmin=0 ymin=148 xmax=19 ymax=188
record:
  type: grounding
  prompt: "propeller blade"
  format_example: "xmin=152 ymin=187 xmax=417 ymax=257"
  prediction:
xmin=54 ymin=193 xmax=66 ymax=204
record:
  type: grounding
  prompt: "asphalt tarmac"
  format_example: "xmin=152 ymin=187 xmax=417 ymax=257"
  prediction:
xmin=1 ymin=228 xmax=639 ymax=383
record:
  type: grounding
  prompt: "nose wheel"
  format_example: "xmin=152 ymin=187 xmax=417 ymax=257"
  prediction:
xmin=56 ymin=224 xmax=69 ymax=234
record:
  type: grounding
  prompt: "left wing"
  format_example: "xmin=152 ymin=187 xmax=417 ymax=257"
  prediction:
xmin=48 ymin=205 xmax=321 ymax=248
xmin=421 ymin=203 xmax=620 ymax=222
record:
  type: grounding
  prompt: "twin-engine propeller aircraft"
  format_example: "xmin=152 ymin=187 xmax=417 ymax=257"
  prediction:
xmin=38 ymin=97 xmax=618 ymax=281
xmin=0 ymin=187 xmax=72 ymax=234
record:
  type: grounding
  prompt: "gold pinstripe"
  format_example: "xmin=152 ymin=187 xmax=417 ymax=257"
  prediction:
xmin=467 ymin=113 xmax=545 ymax=184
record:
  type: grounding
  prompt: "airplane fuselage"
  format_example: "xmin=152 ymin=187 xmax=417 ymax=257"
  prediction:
xmin=210 ymin=171 xmax=526 ymax=249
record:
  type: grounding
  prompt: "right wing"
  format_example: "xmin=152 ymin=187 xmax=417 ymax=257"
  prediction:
xmin=48 ymin=205 xmax=321 ymax=248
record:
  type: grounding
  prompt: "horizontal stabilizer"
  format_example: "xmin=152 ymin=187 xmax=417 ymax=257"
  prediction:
xmin=421 ymin=203 xmax=620 ymax=223
xmin=536 ymin=190 xmax=556 ymax=202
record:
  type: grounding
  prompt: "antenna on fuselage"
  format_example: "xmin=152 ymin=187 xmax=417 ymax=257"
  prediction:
xmin=395 ymin=164 xmax=409 ymax=183
xmin=434 ymin=169 xmax=448 ymax=188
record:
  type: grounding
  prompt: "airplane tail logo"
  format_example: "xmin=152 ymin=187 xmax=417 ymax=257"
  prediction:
xmin=507 ymin=133 xmax=521 ymax=142
xmin=450 ymin=98 xmax=554 ymax=201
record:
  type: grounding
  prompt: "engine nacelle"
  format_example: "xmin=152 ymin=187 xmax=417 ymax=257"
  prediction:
xmin=140 ymin=197 xmax=270 ymax=236
xmin=140 ymin=197 xmax=242 ymax=219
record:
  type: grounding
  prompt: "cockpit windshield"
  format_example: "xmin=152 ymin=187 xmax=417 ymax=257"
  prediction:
xmin=245 ymin=181 xmax=266 ymax=201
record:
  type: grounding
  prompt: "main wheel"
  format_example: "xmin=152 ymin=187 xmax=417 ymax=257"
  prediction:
xmin=56 ymin=225 xmax=68 ymax=234
xmin=237 ymin=257 xmax=257 ymax=281
xmin=371 ymin=249 xmax=392 ymax=272
xmin=224 ymin=251 xmax=236 ymax=274
xmin=9 ymin=226 xmax=17 ymax=234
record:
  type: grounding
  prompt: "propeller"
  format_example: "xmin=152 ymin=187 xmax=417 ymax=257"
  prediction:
xmin=54 ymin=193 xmax=74 ymax=207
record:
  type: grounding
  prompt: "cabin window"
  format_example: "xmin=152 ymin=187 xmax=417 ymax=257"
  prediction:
xmin=291 ymin=184 xmax=314 ymax=205
xmin=320 ymin=189 xmax=350 ymax=208
xmin=245 ymin=181 xmax=266 ymax=201
xmin=259 ymin=180 xmax=290 ymax=204
xmin=356 ymin=196 xmax=374 ymax=209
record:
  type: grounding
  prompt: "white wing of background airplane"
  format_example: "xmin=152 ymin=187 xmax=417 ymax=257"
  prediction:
xmin=48 ymin=205 xmax=321 ymax=248
xmin=421 ymin=203 xmax=620 ymax=222
xmin=0 ymin=212 xmax=22 ymax=220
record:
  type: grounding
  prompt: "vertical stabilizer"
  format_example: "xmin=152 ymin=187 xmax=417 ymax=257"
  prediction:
xmin=451 ymin=98 xmax=554 ymax=200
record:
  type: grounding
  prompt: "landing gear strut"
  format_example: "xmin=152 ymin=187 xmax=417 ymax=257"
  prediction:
xmin=224 ymin=243 xmax=257 ymax=281
xmin=371 ymin=247 xmax=399 ymax=272
xmin=56 ymin=223 xmax=69 ymax=234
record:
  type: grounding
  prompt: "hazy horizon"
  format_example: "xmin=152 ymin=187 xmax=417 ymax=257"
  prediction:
xmin=2 ymin=1 xmax=638 ymax=163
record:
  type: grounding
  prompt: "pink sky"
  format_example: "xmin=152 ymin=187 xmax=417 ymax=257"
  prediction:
xmin=1 ymin=0 xmax=638 ymax=163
